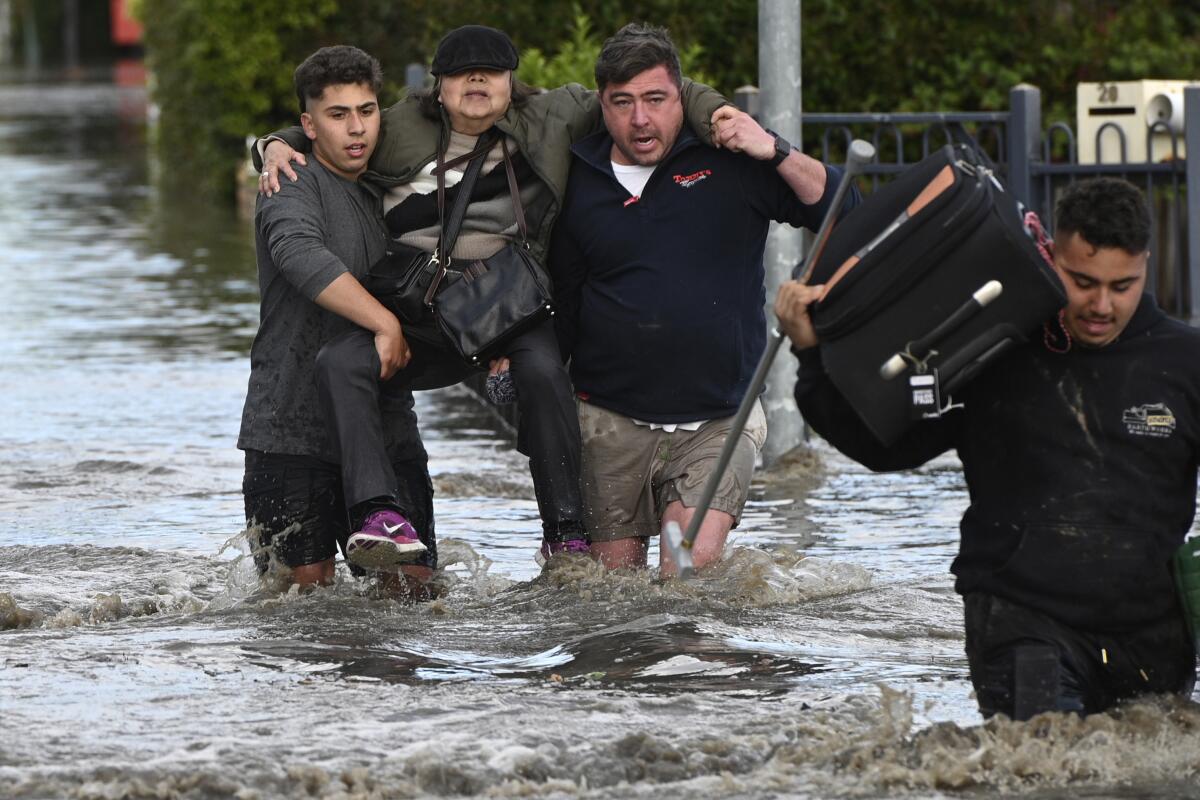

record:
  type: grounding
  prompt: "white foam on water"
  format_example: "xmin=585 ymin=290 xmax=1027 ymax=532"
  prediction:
xmin=0 ymin=545 xmax=229 ymax=628
xmin=516 ymin=544 xmax=872 ymax=613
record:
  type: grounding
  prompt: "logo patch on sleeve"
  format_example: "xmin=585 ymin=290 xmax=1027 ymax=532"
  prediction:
xmin=1122 ymin=403 xmax=1177 ymax=438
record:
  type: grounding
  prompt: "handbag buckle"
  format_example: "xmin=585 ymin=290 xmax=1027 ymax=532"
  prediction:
xmin=423 ymin=249 xmax=448 ymax=308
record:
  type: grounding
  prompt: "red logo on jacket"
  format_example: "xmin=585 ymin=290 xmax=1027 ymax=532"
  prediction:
xmin=673 ymin=169 xmax=712 ymax=188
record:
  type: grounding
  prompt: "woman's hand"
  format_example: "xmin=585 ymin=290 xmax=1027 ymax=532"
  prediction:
xmin=259 ymin=139 xmax=307 ymax=197
xmin=710 ymin=106 xmax=775 ymax=160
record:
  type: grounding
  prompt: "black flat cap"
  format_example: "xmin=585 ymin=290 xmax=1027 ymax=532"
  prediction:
xmin=431 ymin=25 xmax=519 ymax=76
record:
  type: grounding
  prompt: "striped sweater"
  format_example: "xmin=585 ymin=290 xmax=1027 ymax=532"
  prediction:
xmin=383 ymin=129 xmax=549 ymax=262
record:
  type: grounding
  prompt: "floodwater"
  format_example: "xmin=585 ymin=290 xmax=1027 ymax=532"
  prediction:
xmin=1 ymin=74 xmax=1198 ymax=800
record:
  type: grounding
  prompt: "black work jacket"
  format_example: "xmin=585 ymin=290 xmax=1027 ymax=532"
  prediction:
xmin=796 ymin=293 xmax=1200 ymax=633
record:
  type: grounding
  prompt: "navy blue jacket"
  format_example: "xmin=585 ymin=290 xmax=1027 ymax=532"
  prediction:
xmin=551 ymin=125 xmax=859 ymax=423
xmin=795 ymin=293 xmax=1200 ymax=633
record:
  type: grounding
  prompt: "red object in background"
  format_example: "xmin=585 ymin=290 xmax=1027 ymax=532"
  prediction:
xmin=110 ymin=0 xmax=143 ymax=46
xmin=113 ymin=58 xmax=147 ymax=88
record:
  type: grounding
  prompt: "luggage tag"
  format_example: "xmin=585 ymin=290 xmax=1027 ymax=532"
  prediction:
xmin=908 ymin=372 xmax=942 ymax=420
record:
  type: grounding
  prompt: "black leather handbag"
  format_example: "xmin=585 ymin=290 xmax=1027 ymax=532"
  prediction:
xmin=427 ymin=134 xmax=554 ymax=364
xmin=364 ymin=240 xmax=438 ymax=324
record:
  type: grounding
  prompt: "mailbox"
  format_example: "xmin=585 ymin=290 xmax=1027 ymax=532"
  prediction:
xmin=1076 ymin=80 xmax=1194 ymax=164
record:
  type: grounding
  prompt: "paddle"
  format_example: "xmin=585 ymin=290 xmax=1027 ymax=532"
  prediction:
xmin=662 ymin=139 xmax=876 ymax=579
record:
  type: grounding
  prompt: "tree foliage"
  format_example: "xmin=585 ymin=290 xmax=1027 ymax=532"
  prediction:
xmin=137 ymin=0 xmax=1200 ymax=198
xmin=517 ymin=5 xmax=712 ymax=89
xmin=800 ymin=0 xmax=1200 ymax=125
xmin=137 ymin=0 xmax=338 ymax=196
xmin=517 ymin=8 xmax=605 ymax=90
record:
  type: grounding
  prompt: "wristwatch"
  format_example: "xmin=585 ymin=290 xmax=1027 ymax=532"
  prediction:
xmin=769 ymin=132 xmax=793 ymax=167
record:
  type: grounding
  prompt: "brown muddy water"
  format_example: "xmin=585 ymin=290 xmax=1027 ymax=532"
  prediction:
xmin=1 ymin=75 xmax=1198 ymax=800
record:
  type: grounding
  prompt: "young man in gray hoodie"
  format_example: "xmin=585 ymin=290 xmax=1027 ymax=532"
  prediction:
xmin=238 ymin=45 xmax=433 ymax=591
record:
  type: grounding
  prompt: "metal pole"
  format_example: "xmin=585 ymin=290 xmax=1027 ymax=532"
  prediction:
xmin=63 ymin=0 xmax=79 ymax=74
xmin=20 ymin=0 xmax=39 ymax=73
xmin=1185 ymin=85 xmax=1200 ymax=323
xmin=733 ymin=85 xmax=761 ymax=120
xmin=0 ymin=0 xmax=12 ymax=66
xmin=1007 ymin=83 xmax=1041 ymax=214
xmin=663 ymin=141 xmax=876 ymax=579
xmin=758 ymin=0 xmax=804 ymax=466
xmin=405 ymin=63 xmax=427 ymax=93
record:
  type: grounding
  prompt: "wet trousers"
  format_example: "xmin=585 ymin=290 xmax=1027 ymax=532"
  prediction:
xmin=964 ymin=593 xmax=1196 ymax=720
xmin=242 ymin=446 xmax=436 ymax=572
xmin=315 ymin=317 xmax=584 ymax=540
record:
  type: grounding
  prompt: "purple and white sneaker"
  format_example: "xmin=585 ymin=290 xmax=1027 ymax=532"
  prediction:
xmin=536 ymin=536 xmax=591 ymax=567
xmin=346 ymin=509 xmax=427 ymax=570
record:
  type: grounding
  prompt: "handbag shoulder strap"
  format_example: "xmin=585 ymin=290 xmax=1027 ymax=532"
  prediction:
xmin=435 ymin=129 xmax=498 ymax=265
xmin=499 ymin=137 xmax=528 ymax=244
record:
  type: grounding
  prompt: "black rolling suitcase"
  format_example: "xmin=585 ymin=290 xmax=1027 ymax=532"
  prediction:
xmin=809 ymin=144 xmax=1066 ymax=445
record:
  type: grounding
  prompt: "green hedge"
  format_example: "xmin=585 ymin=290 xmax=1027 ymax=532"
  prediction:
xmin=138 ymin=0 xmax=339 ymax=196
xmin=137 ymin=0 xmax=1200 ymax=198
xmin=801 ymin=0 xmax=1200 ymax=122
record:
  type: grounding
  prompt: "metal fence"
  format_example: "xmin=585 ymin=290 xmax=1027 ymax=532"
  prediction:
xmin=737 ymin=84 xmax=1200 ymax=322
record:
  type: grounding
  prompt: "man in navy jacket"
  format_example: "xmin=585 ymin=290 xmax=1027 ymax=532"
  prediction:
xmin=777 ymin=178 xmax=1199 ymax=719
xmin=551 ymin=23 xmax=860 ymax=575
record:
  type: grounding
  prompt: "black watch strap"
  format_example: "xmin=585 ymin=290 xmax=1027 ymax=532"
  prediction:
xmin=769 ymin=132 xmax=793 ymax=167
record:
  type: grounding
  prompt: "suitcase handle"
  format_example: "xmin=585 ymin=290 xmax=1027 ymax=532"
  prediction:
xmin=879 ymin=280 xmax=1004 ymax=379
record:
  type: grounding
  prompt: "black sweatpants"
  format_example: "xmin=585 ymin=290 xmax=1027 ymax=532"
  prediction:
xmin=315 ymin=317 xmax=583 ymax=539
xmin=964 ymin=593 xmax=1196 ymax=720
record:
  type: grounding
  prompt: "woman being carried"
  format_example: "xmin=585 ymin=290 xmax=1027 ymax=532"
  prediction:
xmin=257 ymin=25 xmax=727 ymax=575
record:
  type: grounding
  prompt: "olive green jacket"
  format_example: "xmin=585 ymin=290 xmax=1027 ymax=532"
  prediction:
xmin=259 ymin=81 xmax=727 ymax=260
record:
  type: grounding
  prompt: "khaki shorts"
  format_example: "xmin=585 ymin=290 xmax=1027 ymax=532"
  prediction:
xmin=577 ymin=398 xmax=767 ymax=543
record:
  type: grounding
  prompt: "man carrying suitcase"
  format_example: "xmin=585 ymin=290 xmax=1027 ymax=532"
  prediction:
xmin=777 ymin=177 xmax=1199 ymax=719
